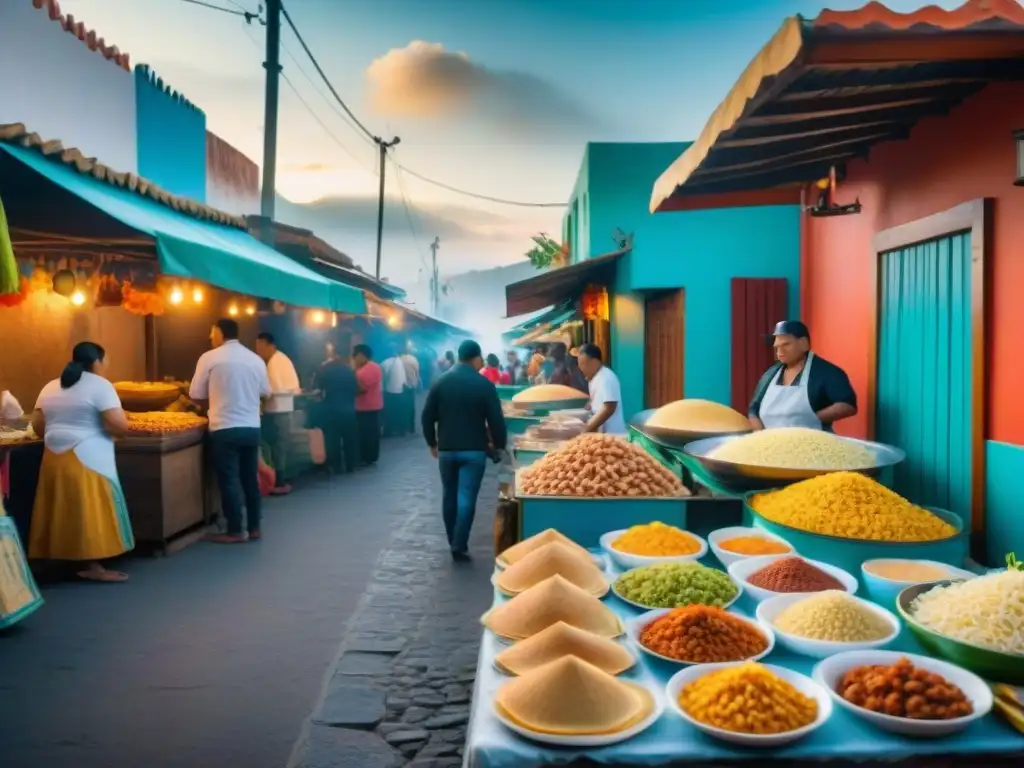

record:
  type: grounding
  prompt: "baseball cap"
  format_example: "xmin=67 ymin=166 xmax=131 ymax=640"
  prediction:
xmin=771 ymin=320 xmax=810 ymax=339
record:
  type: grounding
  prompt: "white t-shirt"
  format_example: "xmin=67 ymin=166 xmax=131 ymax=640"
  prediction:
xmin=1 ymin=390 xmax=23 ymax=421
xmin=265 ymin=350 xmax=301 ymax=414
xmin=190 ymin=340 xmax=271 ymax=431
xmin=36 ymin=372 xmax=122 ymax=478
xmin=588 ymin=365 xmax=627 ymax=435
xmin=381 ymin=357 xmax=407 ymax=395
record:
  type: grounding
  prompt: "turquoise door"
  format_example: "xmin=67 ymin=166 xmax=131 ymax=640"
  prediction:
xmin=876 ymin=232 xmax=973 ymax=520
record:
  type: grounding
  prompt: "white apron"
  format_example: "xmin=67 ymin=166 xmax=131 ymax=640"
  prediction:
xmin=759 ymin=353 xmax=822 ymax=430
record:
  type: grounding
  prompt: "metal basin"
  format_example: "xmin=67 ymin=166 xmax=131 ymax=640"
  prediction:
xmin=682 ymin=433 xmax=906 ymax=492
xmin=629 ymin=409 xmax=751 ymax=448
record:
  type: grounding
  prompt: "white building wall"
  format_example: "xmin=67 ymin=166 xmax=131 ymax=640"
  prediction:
xmin=0 ymin=0 xmax=137 ymax=173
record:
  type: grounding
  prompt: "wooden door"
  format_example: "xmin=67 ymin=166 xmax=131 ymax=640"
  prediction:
xmin=877 ymin=234 xmax=973 ymax=516
xmin=730 ymin=278 xmax=788 ymax=413
xmin=644 ymin=290 xmax=684 ymax=409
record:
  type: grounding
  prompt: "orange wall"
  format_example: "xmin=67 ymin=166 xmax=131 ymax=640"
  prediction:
xmin=804 ymin=82 xmax=1024 ymax=445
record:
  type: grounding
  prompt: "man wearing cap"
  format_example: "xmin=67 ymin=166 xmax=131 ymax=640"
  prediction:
xmin=748 ymin=321 xmax=857 ymax=433
xmin=421 ymin=340 xmax=508 ymax=562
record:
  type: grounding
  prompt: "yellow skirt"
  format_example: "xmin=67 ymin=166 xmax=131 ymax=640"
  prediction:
xmin=29 ymin=448 xmax=135 ymax=561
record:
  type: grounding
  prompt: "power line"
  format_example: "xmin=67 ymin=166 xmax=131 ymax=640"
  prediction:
xmin=176 ymin=0 xmax=259 ymax=22
xmin=275 ymin=0 xmax=565 ymax=209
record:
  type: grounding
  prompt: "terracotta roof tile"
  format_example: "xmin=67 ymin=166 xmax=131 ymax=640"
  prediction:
xmin=0 ymin=123 xmax=246 ymax=228
xmin=814 ymin=0 xmax=1024 ymax=31
xmin=32 ymin=0 xmax=131 ymax=71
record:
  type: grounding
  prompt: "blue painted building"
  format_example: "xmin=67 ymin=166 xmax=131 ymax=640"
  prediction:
xmin=547 ymin=142 xmax=800 ymax=419
xmin=134 ymin=65 xmax=207 ymax=202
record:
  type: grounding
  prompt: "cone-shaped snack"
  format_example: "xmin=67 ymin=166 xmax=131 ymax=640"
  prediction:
xmin=494 ymin=621 xmax=635 ymax=676
xmin=512 ymin=384 xmax=588 ymax=404
xmin=483 ymin=575 xmax=623 ymax=641
xmin=495 ymin=656 xmax=654 ymax=735
xmin=497 ymin=541 xmax=609 ymax=597
xmin=647 ymin=399 xmax=750 ymax=433
xmin=497 ymin=528 xmax=592 ymax=568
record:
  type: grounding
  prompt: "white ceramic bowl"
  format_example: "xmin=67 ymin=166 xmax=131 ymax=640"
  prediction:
xmin=756 ymin=592 xmax=900 ymax=659
xmin=860 ymin=558 xmax=976 ymax=608
xmin=666 ymin=662 xmax=832 ymax=747
xmin=612 ymin=566 xmax=742 ymax=612
xmin=728 ymin=554 xmax=858 ymax=603
xmin=627 ymin=607 xmax=774 ymax=666
xmin=493 ymin=680 xmax=665 ymax=746
xmin=600 ymin=528 xmax=708 ymax=570
xmin=708 ymin=526 xmax=794 ymax=568
xmin=813 ymin=650 xmax=993 ymax=737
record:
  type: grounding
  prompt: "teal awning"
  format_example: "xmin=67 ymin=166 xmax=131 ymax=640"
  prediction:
xmin=507 ymin=306 xmax=579 ymax=347
xmin=0 ymin=143 xmax=366 ymax=314
xmin=503 ymin=302 xmax=575 ymax=339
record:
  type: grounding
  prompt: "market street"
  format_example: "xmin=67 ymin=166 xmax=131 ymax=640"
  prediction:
xmin=0 ymin=436 xmax=497 ymax=768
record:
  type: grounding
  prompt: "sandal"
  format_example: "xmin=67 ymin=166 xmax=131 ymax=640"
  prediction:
xmin=77 ymin=568 xmax=129 ymax=583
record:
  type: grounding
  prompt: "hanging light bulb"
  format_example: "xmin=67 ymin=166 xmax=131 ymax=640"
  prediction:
xmin=70 ymin=290 xmax=86 ymax=307
xmin=192 ymin=287 xmax=204 ymax=303
xmin=170 ymin=287 xmax=184 ymax=305
xmin=228 ymin=303 xmax=239 ymax=317
xmin=245 ymin=304 xmax=256 ymax=316
xmin=310 ymin=310 xmax=326 ymax=325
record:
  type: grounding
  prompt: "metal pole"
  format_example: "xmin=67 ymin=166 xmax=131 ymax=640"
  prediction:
xmin=374 ymin=136 xmax=400 ymax=280
xmin=430 ymin=236 xmax=440 ymax=316
xmin=259 ymin=0 xmax=282 ymax=242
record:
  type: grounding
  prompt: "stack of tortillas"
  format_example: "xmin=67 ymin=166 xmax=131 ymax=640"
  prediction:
xmin=496 ymin=541 xmax=608 ymax=597
xmin=497 ymin=528 xmax=591 ymax=569
xmin=512 ymin=384 xmax=587 ymax=405
xmin=483 ymin=574 xmax=623 ymax=641
xmin=495 ymin=621 xmax=635 ymax=676
xmin=646 ymin=399 xmax=750 ymax=433
xmin=495 ymin=656 xmax=655 ymax=735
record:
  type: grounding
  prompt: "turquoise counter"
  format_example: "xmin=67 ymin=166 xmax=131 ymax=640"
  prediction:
xmin=495 ymin=385 xmax=528 ymax=402
xmin=504 ymin=415 xmax=543 ymax=437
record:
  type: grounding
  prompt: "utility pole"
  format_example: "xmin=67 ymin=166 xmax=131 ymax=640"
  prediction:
xmin=429 ymin=236 xmax=441 ymax=316
xmin=259 ymin=0 xmax=282 ymax=244
xmin=374 ymin=136 xmax=401 ymax=280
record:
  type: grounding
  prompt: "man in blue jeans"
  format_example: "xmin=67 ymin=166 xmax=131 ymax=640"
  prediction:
xmin=421 ymin=340 xmax=507 ymax=562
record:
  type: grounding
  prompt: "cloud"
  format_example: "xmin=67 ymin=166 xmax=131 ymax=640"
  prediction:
xmin=365 ymin=41 xmax=594 ymax=135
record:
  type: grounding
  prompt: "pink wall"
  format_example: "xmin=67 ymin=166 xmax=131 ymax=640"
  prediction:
xmin=0 ymin=0 xmax=137 ymax=173
xmin=804 ymin=82 xmax=1024 ymax=446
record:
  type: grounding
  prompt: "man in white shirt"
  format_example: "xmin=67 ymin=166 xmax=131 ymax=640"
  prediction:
xmin=380 ymin=345 xmax=407 ymax=437
xmin=576 ymin=343 xmax=628 ymax=435
xmin=400 ymin=343 xmax=421 ymax=435
xmin=256 ymin=332 xmax=301 ymax=495
xmin=190 ymin=319 xmax=271 ymax=544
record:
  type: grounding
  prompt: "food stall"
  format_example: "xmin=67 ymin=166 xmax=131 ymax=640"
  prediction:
xmin=467 ymin=420 xmax=1024 ymax=766
xmin=0 ymin=430 xmax=44 ymax=629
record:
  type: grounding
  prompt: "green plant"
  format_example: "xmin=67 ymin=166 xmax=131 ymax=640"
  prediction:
xmin=525 ymin=234 xmax=567 ymax=269
xmin=0 ymin=194 xmax=18 ymax=296
xmin=1007 ymin=553 xmax=1023 ymax=572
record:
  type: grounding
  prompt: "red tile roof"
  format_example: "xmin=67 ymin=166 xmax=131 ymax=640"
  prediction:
xmin=814 ymin=0 xmax=1024 ymax=31
xmin=32 ymin=0 xmax=131 ymax=71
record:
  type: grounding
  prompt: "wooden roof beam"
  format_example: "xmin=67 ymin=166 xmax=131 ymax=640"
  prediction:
xmin=758 ymin=82 xmax=983 ymax=115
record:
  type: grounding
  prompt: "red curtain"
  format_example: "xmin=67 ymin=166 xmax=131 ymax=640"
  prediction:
xmin=730 ymin=278 xmax=788 ymax=413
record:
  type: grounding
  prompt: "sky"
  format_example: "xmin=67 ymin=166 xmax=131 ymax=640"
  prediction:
xmin=59 ymin=0 xmax=964 ymax=296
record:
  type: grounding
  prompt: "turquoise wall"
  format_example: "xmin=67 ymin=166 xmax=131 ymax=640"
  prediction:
xmin=985 ymin=440 xmax=1024 ymax=564
xmin=567 ymin=142 xmax=800 ymax=418
xmin=135 ymin=65 xmax=207 ymax=202
xmin=563 ymin=146 xmax=590 ymax=262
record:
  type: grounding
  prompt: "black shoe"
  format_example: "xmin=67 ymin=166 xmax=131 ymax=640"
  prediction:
xmin=451 ymin=551 xmax=472 ymax=563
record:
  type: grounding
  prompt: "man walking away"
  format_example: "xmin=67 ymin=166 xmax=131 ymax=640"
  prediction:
xmin=191 ymin=319 xmax=271 ymax=544
xmin=256 ymin=332 xmax=300 ymax=495
xmin=381 ymin=345 xmax=407 ymax=437
xmin=317 ymin=344 xmax=360 ymax=474
xmin=400 ymin=343 xmax=421 ymax=435
xmin=353 ymin=344 xmax=383 ymax=467
xmin=421 ymin=340 xmax=507 ymax=562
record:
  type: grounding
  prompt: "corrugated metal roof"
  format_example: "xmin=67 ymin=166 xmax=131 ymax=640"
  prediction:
xmin=650 ymin=0 xmax=1024 ymax=212
xmin=0 ymin=123 xmax=246 ymax=228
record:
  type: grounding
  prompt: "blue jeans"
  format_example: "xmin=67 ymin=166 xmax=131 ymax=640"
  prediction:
xmin=438 ymin=451 xmax=487 ymax=554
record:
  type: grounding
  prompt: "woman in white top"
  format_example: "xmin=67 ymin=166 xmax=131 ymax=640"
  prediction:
xmin=29 ymin=342 xmax=135 ymax=582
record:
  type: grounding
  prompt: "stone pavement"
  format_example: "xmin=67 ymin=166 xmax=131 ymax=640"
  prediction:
xmin=288 ymin=451 xmax=499 ymax=768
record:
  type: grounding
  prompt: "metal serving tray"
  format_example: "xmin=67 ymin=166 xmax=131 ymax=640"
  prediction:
xmin=629 ymin=409 xmax=751 ymax=448
xmin=682 ymin=433 xmax=906 ymax=491
xmin=508 ymin=397 xmax=590 ymax=413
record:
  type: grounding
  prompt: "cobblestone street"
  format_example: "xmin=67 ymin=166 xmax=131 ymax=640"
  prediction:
xmin=0 ymin=436 xmax=496 ymax=768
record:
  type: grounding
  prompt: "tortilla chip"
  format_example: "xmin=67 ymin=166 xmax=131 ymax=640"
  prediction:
xmin=497 ymin=529 xmax=591 ymax=568
xmin=497 ymin=542 xmax=608 ymax=597
xmin=494 ymin=621 xmax=635 ymax=676
xmin=482 ymin=575 xmax=623 ymax=641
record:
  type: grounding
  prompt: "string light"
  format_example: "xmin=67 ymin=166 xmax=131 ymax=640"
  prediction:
xmin=310 ymin=310 xmax=326 ymax=325
xmin=245 ymin=304 xmax=256 ymax=316
xmin=192 ymin=287 xmax=204 ymax=303
xmin=170 ymin=287 xmax=184 ymax=305
xmin=228 ymin=303 xmax=239 ymax=317
xmin=387 ymin=315 xmax=399 ymax=328
xmin=70 ymin=290 xmax=86 ymax=306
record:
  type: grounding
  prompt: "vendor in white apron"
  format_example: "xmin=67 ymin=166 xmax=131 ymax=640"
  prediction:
xmin=748 ymin=321 xmax=858 ymax=433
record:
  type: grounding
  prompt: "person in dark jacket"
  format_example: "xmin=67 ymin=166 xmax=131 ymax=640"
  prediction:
xmin=315 ymin=341 xmax=360 ymax=473
xmin=421 ymin=340 xmax=507 ymax=562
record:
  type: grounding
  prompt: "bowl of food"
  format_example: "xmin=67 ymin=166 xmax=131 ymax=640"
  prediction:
xmin=628 ymin=606 xmax=773 ymax=666
xmin=861 ymin=559 xmax=976 ymax=609
xmin=728 ymin=554 xmax=857 ymax=604
xmin=666 ymin=661 xmax=832 ymax=747
xmin=813 ymin=651 xmax=991 ymax=737
xmin=896 ymin=560 xmax=1024 ymax=684
xmin=114 ymin=381 xmax=181 ymax=412
xmin=709 ymin=526 xmax=793 ymax=569
xmin=613 ymin=562 xmax=740 ymax=612
xmin=600 ymin=524 xmax=708 ymax=570
xmin=756 ymin=591 xmax=899 ymax=659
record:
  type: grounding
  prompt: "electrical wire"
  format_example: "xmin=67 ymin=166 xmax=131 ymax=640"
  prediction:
xmin=395 ymin=165 xmax=565 ymax=208
xmin=388 ymin=153 xmax=431 ymax=273
xmin=176 ymin=0 xmax=256 ymax=20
